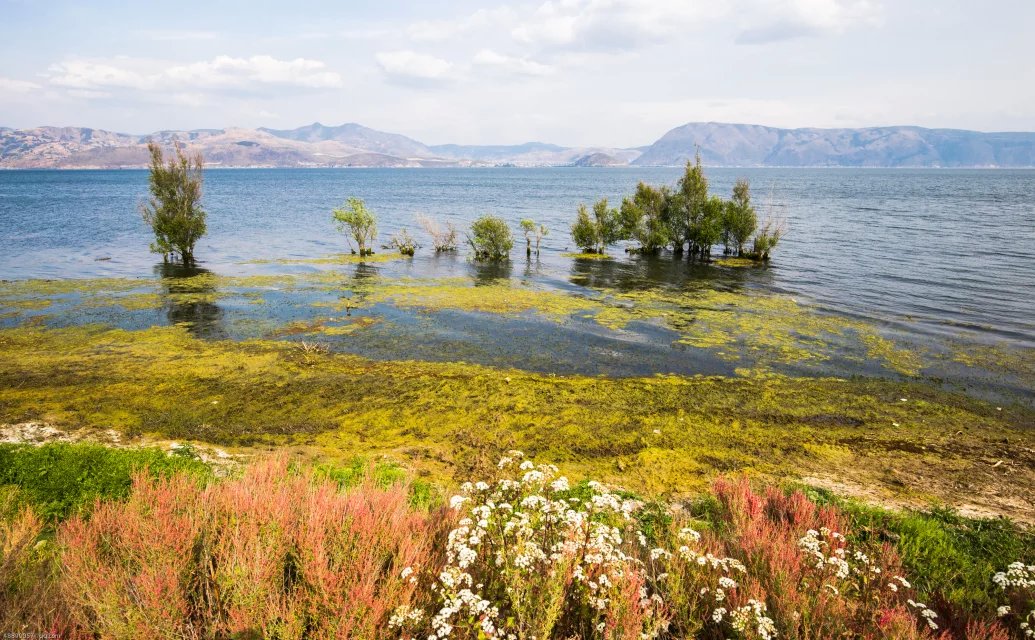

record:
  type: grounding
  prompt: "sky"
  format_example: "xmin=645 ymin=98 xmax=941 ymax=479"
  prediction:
xmin=1 ymin=0 xmax=1033 ymax=147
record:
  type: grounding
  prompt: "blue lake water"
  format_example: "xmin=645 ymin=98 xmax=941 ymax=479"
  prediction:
xmin=1 ymin=167 xmax=1032 ymax=351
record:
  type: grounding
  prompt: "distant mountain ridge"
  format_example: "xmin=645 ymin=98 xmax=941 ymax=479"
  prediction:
xmin=2 ymin=121 xmax=1034 ymax=169
xmin=633 ymin=122 xmax=1035 ymax=167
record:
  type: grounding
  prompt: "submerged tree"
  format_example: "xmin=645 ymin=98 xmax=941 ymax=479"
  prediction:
xmin=520 ymin=219 xmax=536 ymax=258
xmin=417 ymin=213 xmax=458 ymax=252
xmin=671 ymin=151 xmax=709 ymax=257
xmin=467 ymin=215 xmax=513 ymax=261
xmin=620 ymin=183 xmax=670 ymax=254
xmin=386 ymin=229 xmax=419 ymax=256
xmin=724 ymin=178 xmax=758 ymax=256
xmin=332 ymin=197 xmax=377 ymax=256
xmin=751 ymin=188 xmax=787 ymax=261
xmin=140 ymin=142 xmax=206 ymax=264
xmin=571 ymin=198 xmax=621 ymax=254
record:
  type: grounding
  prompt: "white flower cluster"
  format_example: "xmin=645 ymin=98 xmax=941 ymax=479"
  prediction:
xmin=994 ymin=561 xmax=1035 ymax=590
xmin=906 ymin=599 xmax=939 ymax=631
xmin=994 ymin=561 xmax=1035 ymax=638
xmin=799 ymin=528 xmax=935 ymax=630
xmin=730 ymin=599 xmax=778 ymax=640
xmin=420 ymin=451 xmax=659 ymax=639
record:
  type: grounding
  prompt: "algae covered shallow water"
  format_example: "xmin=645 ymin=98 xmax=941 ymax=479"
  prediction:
xmin=0 ymin=168 xmax=1033 ymax=401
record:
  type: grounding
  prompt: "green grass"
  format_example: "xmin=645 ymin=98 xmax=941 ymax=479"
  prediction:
xmin=313 ymin=457 xmax=439 ymax=509
xmin=0 ymin=442 xmax=210 ymax=521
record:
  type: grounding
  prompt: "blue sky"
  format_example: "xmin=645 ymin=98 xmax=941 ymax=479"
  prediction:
xmin=1 ymin=0 xmax=1032 ymax=146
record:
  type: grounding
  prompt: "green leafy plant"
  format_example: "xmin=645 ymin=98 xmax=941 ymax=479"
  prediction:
xmin=387 ymin=228 xmax=419 ymax=256
xmin=140 ymin=142 xmax=206 ymax=264
xmin=467 ymin=215 xmax=513 ymax=261
xmin=333 ymin=197 xmax=378 ymax=256
xmin=621 ymin=183 xmax=670 ymax=254
xmin=723 ymin=178 xmax=758 ymax=256
xmin=572 ymin=198 xmax=622 ymax=254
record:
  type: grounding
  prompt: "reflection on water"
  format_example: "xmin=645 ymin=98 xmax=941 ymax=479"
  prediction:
xmin=472 ymin=260 xmax=513 ymax=285
xmin=155 ymin=263 xmax=226 ymax=339
xmin=567 ymin=252 xmax=762 ymax=295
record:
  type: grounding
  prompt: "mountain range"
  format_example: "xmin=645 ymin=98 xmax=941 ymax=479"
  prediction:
xmin=2 ymin=121 xmax=1034 ymax=169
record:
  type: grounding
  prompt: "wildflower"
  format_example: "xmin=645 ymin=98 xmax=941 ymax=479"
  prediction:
xmin=998 ymin=605 xmax=1011 ymax=616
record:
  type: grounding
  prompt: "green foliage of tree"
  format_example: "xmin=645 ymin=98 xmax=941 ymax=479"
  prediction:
xmin=468 ymin=215 xmax=513 ymax=261
xmin=571 ymin=198 xmax=621 ymax=254
xmin=332 ymin=197 xmax=378 ymax=256
xmin=520 ymin=219 xmax=536 ymax=257
xmin=752 ymin=219 xmax=785 ymax=261
xmin=671 ymin=151 xmax=710 ymax=256
xmin=689 ymin=195 xmax=725 ymax=259
xmin=620 ymin=183 xmax=670 ymax=254
xmin=140 ymin=142 xmax=206 ymax=264
xmin=724 ymin=178 xmax=758 ymax=256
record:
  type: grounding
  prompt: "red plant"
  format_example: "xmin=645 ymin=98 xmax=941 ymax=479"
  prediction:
xmin=58 ymin=457 xmax=450 ymax=639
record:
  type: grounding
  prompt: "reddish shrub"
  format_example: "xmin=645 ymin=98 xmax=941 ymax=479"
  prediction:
xmin=58 ymin=457 xmax=450 ymax=639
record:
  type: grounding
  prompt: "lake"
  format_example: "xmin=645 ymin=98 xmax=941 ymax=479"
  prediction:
xmin=1 ymin=167 xmax=1033 ymax=400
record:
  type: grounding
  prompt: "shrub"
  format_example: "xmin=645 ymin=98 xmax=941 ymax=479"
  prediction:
xmin=400 ymin=451 xmax=666 ymax=640
xmin=417 ymin=213 xmax=459 ymax=252
xmin=387 ymin=229 xmax=420 ymax=256
xmin=140 ymin=142 xmax=206 ymax=264
xmin=333 ymin=197 xmax=378 ymax=256
xmin=724 ymin=178 xmax=758 ymax=256
xmin=670 ymin=152 xmax=709 ymax=256
xmin=620 ymin=183 xmax=670 ymax=254
xmin=519 ymin=219 xmax=547 ymax=257
xmin=572 ymin=198 xmax=622 ymax=254
xmin=58 ymin=457 xmax=450 ymax=639
xmin=467 ymin=215 xmax=513 ymax=261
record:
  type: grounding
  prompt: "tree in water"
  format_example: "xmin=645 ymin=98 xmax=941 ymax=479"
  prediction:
xmin=672 ymin=150 xmax=709 ymax=257
xmin=620 ymin=183 xmax=670 ymax=254
xmin=467 ymin=215 xmax=513 ymax=261
xmin=723 ymin=178 xmax=758 ymax=256
xmin=533 ymin=223 xmax=547 ymax=256
xmin=520 ymin=219 xmax=535 ymax=257
xmin=751 ymin=187 xmax=787 ymax=261
xmin=140 ymin=142 xmax=206 ymax=264
xmin=572 ymin=198 xmax=622 ymax=254
xmin=332 ymin=197 xmax=377 ymax=256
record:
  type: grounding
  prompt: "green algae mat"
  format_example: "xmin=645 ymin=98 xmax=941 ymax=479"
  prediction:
xmin=1 ymin=260 xmax=1033 ymax=522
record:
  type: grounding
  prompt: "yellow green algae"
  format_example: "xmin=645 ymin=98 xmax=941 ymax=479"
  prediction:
xmin=592 ymin=287 xmax=922 ymax=376
xmin=1 ymin=324 xmax=1032 ymax=520
xmin=242 ymin=252 xmax=409 ymax=265
xmin=714 ymin=257 xmax=761 ymax=268
xmin=317 ymin=277 xmax=599 ymax=321
xmin=560 ymin=252 xmax=614 ymax=260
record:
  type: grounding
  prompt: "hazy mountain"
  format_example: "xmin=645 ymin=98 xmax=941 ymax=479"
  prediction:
xmin=3 ymin=121 xmax=1035 ymax=169
xmin=633 ymin=122 xmax=1035 ymax=167
xmin=0 ymin=125 xmax=454 ymax=169
xmin=259 ymin=122 xmax=433 ymax=158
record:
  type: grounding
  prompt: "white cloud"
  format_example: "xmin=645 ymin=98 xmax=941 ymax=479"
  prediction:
xmin=165 ymin=56 xmax=342 ymax=89
xmin=0 ymin=77 xmax=42 ymax=93
xmin=472 ymin=49 xmax=554 ymax=76
xmin=375 ymin=50 xmax=453 ymax=80
xmin=736 ymin=0 xmax=882 ymax=44
xmin=510 ymin=0 xmax=880 ymax=49
xmin=511 ymin=0 xmax=726 ymax=49
xmin=406 ymin=7 xmax=516 ymax=41
xmin=46 ymin=55 xmax=343 ymax=94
